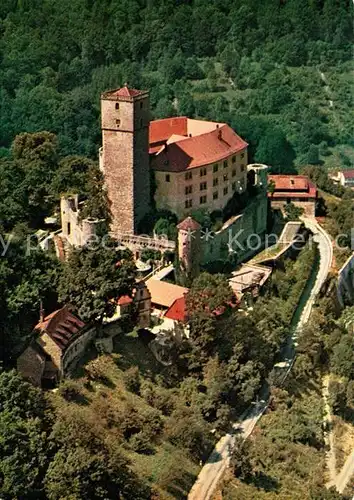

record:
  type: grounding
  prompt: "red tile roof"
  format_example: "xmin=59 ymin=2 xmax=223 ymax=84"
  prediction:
xmin=177 ymin=217 xmax=201 ymax=232
xmin=268 ymin=175 xmax=317 ymax=199
xmin=164 ymin=296 xmax=188 ymax=323
xmin=146 ymin=278 xmax=188 ymax=309
xmin=342 ymin=169 xmax=354 ymax=179
xmin=35 ymin=305 xmax=86 ymax=351
xmin=117 ymin=295 xmax=133 ymax=306
xmin=151 ymin=124 xmax=247 ymax=172
xmin=102 ymin=85 xmax=147 ymax=99
xmin=150 ymin=117 xmax=188 ymax=145
xmin=114 ymin=86 xmax=144 ymax=98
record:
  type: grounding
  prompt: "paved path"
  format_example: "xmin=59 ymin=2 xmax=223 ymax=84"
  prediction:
xmin=188 ymin=218 xmax=333 ymax=500
xmin=336 ymin=450 xmax=354 ymax=494
xmin=323 ymin=375 xmax=337 ymax=485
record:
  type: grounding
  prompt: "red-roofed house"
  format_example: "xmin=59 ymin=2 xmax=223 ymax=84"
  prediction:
xmin=338 ymin=169 xmax=354 ymax=189
xmin=164 ymin=296 xmax=188 ymax=323
xmin=110 ymin=281 xmax=151 ymax=328
xmin=17 ymin=305 xmax=96 ymax=387
xmin=150 ymin=117 xmax=248 ymax=217
xmin=268 ymin=175 xmax=317 ymax=217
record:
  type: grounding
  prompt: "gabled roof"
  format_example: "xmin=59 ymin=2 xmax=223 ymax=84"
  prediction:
xmin=35 ymin=305 xmax=86 ymax=351
xmin=146 ymin=278 xmax=188 ymax=309
xmin=150 ymin=117 xmax=188 ymax=145
xmin=342 ymin=169 xmax=354 ymax=179
xmin=117 ymin=295 xmax=133 ymax=306
xmin=268 ymin=175 xmax=317 ymax=199
xmin=151 ymin=123 xmax=248 ymax=172
xmin=164 ymin=296 xmax=187 ymax=323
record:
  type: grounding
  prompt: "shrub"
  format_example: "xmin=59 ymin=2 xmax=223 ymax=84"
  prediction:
xmin=58 ymin=379 xmax=84 ymax=402
xmin=140 ymin=380 xmax=176 ymax=416
xmin=122 ymin=366 xmax=141 ymax=394
xmin=129 ymin=432 xmax=154 ymax=454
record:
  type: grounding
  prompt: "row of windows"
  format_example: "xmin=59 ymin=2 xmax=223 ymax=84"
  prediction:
xmin=165 ymin=163 xmax=245 ymax=183
xmin=115 ymin=102 xmax=144 ymax=110
xmin=184 ymin=183 xmax=241 ymax=208
xmin=165 ymin=165 xmax=244 ymax=185
xmin=183 ymin=174 xmax=243 ymax=193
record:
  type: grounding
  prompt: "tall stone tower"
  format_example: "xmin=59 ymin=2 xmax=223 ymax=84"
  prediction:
xmin=100 ymin=85 xmax=151 ymax=236
xmin=177 ymin=217 xmax=201 ymax=284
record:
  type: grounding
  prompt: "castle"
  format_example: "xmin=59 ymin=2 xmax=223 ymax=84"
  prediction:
xmin=99 ymin=85 xmax=261 ymax=230
xmin=97 ymin=85 xmax=268 ymax=267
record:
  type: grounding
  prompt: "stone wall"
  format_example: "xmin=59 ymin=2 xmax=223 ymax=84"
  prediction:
xmin=201 ymin=192 xmax=268 ymax=266
xmin=61 ymin=326 xmax=97 ymax=375
xmin=60 ymin=196 xmax=103 ymax=247
xmin=270 ymin=198 xmax=316 ymax=217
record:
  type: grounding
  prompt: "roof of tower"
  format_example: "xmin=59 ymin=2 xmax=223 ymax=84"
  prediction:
xmin=102 ymin=85 xmax=148 ymax=100
xmin=177 ymin=217 xmax=201 ymax=231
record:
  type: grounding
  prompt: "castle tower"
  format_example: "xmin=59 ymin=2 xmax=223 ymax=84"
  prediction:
xmin=100 ymin=85 xmax=151 ymax=236
xmin=177 ymin=217 xmax=201 ymax=283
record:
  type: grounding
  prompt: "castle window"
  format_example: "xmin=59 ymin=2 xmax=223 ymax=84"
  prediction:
xmin=115 ymin=103 xmax=119 ymax=110
xmin=213 ymin=191 xmax=218 ymax=200
xmin=185 ymin=185 xmax=192 ymax=195
xmin=185 ymin=199 xmax=193 ymax=208
xmin=140 ymin=118 xmax=143 ymax=127
xmin=223 ymin=160 xmax=228 ymax=168
xmin=224 ymin=187 xmax=228 ymax=196
xmin=200 ymin=195 xmax=207 ymax=204
xmin=67 ymin=222 xmax=71 ymax=235
xmin=200 ymin=167 xmax=207 ymax=176
xmin=140 ymin=102 xmax=143 ymax=109
xmin=213 ymin=164 xmax=218 ymax=173
xmin=232 ymin=156 xmax=236 ymax=163
xmin=232 ymin=182 xmax=236 ymax=191
xmin=223 ymin=174 xmax=228 ymax=182
xmin=116 ymin=119 xmax=121 ymax=127
xmin=241 ymin=152 xmax=245 ymax=159
xmin=213 ymin=178 xmax=218 ymax=187
xmin=200 ymin=182 xmax=207 ymax=191
xmin=185 ymin=171 xmax=192 ymax=180
xmin=240 ymin=164 xmax=245 ymax=172
xmin=232 ymin=169 xmax=236 ymax=177
xmin=165 ymin=174 xmax=170 ymax=182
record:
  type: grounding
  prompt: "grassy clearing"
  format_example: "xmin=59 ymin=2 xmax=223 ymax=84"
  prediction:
xmin=48 ymin=331 xmax=200 ymax=499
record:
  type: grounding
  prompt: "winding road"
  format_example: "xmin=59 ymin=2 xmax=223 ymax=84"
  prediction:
xmin=188 ymin=218 xmax=333 ymax=500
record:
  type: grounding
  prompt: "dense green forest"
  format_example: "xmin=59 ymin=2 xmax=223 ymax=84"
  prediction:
xmin=0 ymin=0 xmax=353 ymax=171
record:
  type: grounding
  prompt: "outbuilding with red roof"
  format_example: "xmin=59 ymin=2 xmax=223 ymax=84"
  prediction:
xmin=268 ymin=174 xmax=317 ymax=217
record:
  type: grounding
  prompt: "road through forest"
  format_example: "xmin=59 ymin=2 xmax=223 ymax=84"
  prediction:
xmin=188 ymin=218 xmax=333 ymax=500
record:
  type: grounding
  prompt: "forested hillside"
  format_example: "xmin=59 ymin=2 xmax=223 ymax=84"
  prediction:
xmin=0 ymin=0 xmax=353 ymax=171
